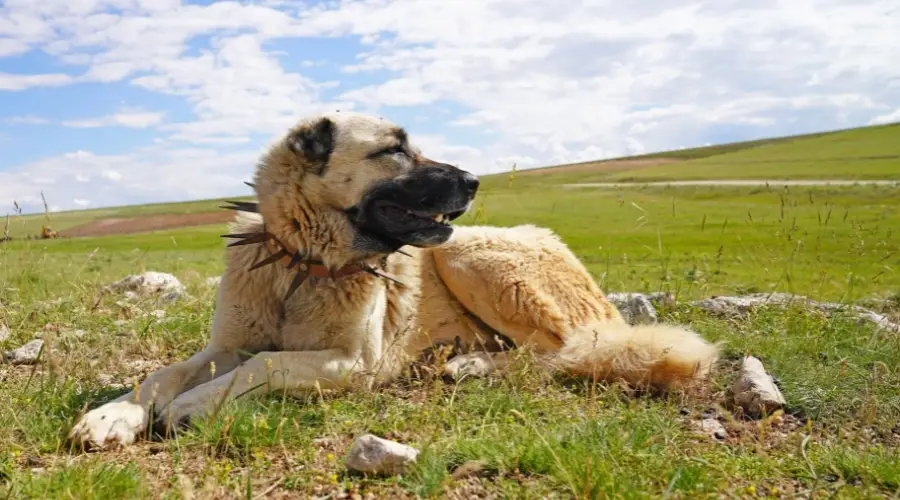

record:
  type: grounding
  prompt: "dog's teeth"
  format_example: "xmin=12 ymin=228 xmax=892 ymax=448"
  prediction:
xmin=433 ymin=214 xmax=447 ymax=223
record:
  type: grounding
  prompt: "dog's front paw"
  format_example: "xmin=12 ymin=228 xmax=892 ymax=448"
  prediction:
xmin=443 ymin=353 xmax=497 ymax=379
xmin=68 ymin=401 xmax=147 ymax=450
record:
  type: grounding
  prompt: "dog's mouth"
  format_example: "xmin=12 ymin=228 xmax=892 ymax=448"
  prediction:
xmin=346 ymin=162 xmax=478 ymax=252
xmin=375 ymin=201 xmax=468 ymax=229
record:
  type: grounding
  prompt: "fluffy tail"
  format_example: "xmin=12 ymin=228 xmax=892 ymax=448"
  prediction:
xmin=551 ymin=321 xmax=719 ymax=390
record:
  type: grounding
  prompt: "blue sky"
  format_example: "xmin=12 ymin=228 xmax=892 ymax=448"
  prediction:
xmin=1 ymin=0 xmax=898 ymax=213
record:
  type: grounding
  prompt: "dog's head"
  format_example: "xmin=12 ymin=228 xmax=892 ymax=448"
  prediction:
xmin=252 ymin=111 xmax=479 ymax=264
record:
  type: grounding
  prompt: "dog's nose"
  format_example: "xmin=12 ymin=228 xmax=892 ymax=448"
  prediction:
xmin=463 ymin=172 xmax=479 ymax=195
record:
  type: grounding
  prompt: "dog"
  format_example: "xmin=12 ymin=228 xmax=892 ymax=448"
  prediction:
xmin=68 ymin=111 xmax=719 ymax=449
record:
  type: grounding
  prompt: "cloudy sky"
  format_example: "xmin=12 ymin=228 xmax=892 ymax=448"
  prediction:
xmin=1 ymin=0 xmax=898 ymax=213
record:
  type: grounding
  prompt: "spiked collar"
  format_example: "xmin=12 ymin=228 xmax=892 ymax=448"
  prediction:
xmin=220 ymin=191 xmax=405 ymax=301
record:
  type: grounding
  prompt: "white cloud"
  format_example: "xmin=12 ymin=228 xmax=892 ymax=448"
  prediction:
xmin=0 ymin=72 xmax=74 ymax=91
xmin=3 ymin=115 xmax=50 ymax=125
xmin=63 ymin=109 xmax=166 ymax=128
xmin=869 ymin=108 xmax=900 ymax=125
xmin=1 ymin=145 xmax=257 ymax=214
xmin=73 ymin=198 xmax=91 ymax=207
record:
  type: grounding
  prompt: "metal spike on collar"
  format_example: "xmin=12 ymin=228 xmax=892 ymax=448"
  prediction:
xmin=362 ymin=265 xmax=404 ymax=286
xmin=284 ymin=269 xmax=309 ymax=300
xmin=249 ymin=248 xmax=289 ymax=271
xmin=286 ymin=250 xmax=304 ymax=270
xmin=222 ymin=232 xmax=271 ymax=247
xmin=244 ymin=181 xmax=256 ymax=189
xmin=220 ymin=200 xmax=260 ymax=213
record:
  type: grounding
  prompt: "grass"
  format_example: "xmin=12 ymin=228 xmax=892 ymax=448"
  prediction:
xmin=505 ymin=122 xmax=900 ymax=185
xmin=614 ymin=123 xmax=900 ymax=182
xmin=2 ymin=123 xmax=900 ymax=498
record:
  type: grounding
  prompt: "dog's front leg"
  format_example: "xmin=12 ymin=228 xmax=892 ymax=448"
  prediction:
xmin=158 ymin=349 xmax=365 ymax=429
xmin=68 ymin=347 xmax=245 ymax=449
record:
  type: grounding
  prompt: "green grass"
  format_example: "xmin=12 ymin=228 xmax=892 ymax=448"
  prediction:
xmin=2 ymin=179 xmax=900 ymax=498
xmin=614 ymin=123 xmax=900 ymax=182
xmin=2 ymin=123 xmax=900 ymax=498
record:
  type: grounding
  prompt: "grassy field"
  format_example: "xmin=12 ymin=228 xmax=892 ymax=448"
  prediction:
xmin=506 ymin=122 xmax=900 ymax=185
xmin=2 ymin=123 xmax=900 ymax=498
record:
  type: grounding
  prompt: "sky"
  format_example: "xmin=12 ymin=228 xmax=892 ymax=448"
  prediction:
xmin=1 ymin=0 xmax=899 ymax=214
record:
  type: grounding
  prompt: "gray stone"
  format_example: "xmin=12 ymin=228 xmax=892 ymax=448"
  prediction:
xmin=0 ymin=323 xmax=10 ymax=343
xmin=695 ymin=418 xmax=727 ymax=440
xmin=690 ymin=293 xmax=900 ymax=333
xmin=607 ymin=293 xmax=658 ymax=325
xmin=345 ymin=434 xmax=419 ymax=476
xmin=106 ymin=272 xmax=187 ymax=303
xmin=730 ymin=356 xmax=787 ymax=418
xmin=3 ymin=339 xmax=45 ymax=365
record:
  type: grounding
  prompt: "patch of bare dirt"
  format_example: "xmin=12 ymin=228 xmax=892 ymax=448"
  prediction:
xmin=61 ymin=212 xmax=234 ymax=238
xmin=515 ymin=157 xmax=685 ymax=177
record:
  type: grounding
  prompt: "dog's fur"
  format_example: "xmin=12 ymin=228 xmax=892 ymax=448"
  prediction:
xmin=68 ymin=112 xmax=719 ymax=449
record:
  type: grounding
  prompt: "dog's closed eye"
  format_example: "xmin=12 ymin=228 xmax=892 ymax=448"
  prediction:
xmin=367 ymin=144 xmax=408 ymax=159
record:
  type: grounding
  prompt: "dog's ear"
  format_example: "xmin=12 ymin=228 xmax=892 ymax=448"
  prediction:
xmin=287 ymin=117 xmax=335 ymax=175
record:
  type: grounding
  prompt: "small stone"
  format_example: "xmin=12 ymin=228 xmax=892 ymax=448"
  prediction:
xmin=149 ymin=310 xmax=166 ymax=320
xmin=607 ymin=293 xmax=658 ymax=325
xmin=696 ymin=418 xmax=727 ymax=440
xmin=73 ymin=329 xmax=87 ymax=338
xmin=3 ymin=339 xmax=45 ymax=365
xmin=730 ymin=356 xmax=787 ymax=418
xmin=0 ymin=323 xmax=10 ymax=342
xmin=160 ymin=291 xmax=184 ymax=304
xmin=345 ymin=434 xmax=419 ymax=476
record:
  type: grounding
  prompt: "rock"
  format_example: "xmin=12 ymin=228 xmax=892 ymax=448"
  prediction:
xmin=607 ymin=293 xmax=658 ymax=325
xmin=690 ymin=293 xmax=900 ymax=333
xmin=105 ymin=272 xmax=186 ymax=303
xmin=0 ymin=323 xmax=10 ymax=343
xmin=97 ymin=373 xmax=126 ymax=390
xmin=730 ymin=356 xmax=787 ymax=418
xmin=345 ymin=434 xmax=419 ymax=476
xmin=149 ymin=310 xmax=166 ymax=320
xmin=695 ymin=418 xmax=727 ymax=440
xmin=160 ymin=291 xmax=185 ymax=304
xmin=3 ymin=339 xmax=45 ymax=365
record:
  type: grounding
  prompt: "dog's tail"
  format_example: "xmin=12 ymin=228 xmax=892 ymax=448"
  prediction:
xmin=549 ymin=320 xmax=719 ymax=390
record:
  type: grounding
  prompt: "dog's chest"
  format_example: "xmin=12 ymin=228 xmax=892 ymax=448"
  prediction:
xmin=273 ymin=278 xmax=392 ymax=352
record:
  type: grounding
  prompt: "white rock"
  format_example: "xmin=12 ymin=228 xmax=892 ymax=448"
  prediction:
xmin=731 ymin=356 xmax=787 ymax=418
xmin=695 ymin=418 xmax=727 ymax=440
xmin=607 ymin=293 xmax=658 ymax=325
xmin=345 ymin=434 xmax=419 ymax=476
xmin=690 ymin=293 xmax=900 ymax=333
xmin=105 ymin=272 xmax=186 ymax=302
xmin=3 ymin=339 xmax=45 ymax=365
xmin=0 ymin=323 xmax=10 ymax=343
xmin=160 ymin=291 xmax=185 ymax=304
xmin=149 ymin=310 xmax=166 ymax=320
